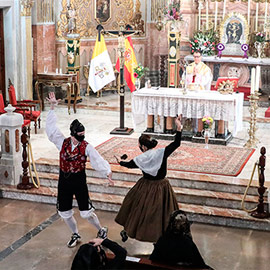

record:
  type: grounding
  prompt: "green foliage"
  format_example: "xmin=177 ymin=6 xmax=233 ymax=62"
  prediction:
xmin=133 ymin=64 xmax=149 ymax=79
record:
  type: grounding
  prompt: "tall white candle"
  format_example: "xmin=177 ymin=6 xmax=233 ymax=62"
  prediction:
xmin=206 ymin=0 xmax=209 ymax=30
xmin=255 ymin=2 xmax=259 ymax=32
xmin=250 ymin=68 xmax=255 ymax=95
xmin=198 ymin=1 xmax=202 ymax=30
xmin=214 ymin=1 xmax=218 ymax=30
xmin=264 ymin=2 xmax=268 ymax=32
xmin=247 ymin=0 xmax=251 ymax=26
xmin=255 ymin=65 xmax=261 ymax=92
xmin=223 ymin=0 xmax=226 ymax=19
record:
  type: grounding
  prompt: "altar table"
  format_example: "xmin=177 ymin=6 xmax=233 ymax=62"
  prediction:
xmin=35 ymin=73 xmax=79 ymax=114
xmin=132 ymin=88 xmax=244 ymax=136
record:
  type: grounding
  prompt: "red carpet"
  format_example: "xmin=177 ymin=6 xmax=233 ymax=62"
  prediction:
xmin=96 ymin=137 xmax=255 ymax=177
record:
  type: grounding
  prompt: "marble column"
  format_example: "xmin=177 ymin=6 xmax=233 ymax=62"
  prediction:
xmin=21 ymin=0 xmax=34 ymax=100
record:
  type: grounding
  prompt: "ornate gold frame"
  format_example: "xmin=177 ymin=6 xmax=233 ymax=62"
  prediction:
xmin=219 ymin=12 xmax=249 ymax=56
xmin=95 ymin=0 xmax=112 ymax=24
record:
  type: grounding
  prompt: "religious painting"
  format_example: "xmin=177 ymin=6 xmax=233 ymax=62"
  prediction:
xmin=219 ymin=13 xmax=249 ymax=56
xmin=95 ymin=0 xmax=111 ymax=23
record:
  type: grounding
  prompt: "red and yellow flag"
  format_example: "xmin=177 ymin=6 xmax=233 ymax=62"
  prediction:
xmin=115 ymin=36 xmax=137 ymax=92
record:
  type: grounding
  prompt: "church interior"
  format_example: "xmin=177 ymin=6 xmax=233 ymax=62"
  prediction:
xmin=1 ymin=0 xmax=270 ymax=269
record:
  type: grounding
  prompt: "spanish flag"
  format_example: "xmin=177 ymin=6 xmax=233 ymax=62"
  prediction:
xmin=115 ymin=36 xmax=137 ymax=92
xmin=89 ymin=34 xmax=115 ymax=93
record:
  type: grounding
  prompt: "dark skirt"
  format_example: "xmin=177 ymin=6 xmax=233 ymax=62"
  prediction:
xmin=115 ymin=177 xmax=179 ymax=242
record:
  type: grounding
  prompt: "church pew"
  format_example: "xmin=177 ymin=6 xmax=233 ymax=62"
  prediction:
xmin=106 ymin=253 xmax=205 ymax=270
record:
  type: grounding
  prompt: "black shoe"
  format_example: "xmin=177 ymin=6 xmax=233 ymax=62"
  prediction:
xmin=97 ymin=227 xmax=108 ymax=239
xmin=120 ymin=230 xmax=128 ymax=242
xmin=67 ymin=233 xmax=81 ymax=248
xmin=144 ymin=128 xmax=154 ymax=133
xmin=195 ymin=131 xmax=202 ymax=137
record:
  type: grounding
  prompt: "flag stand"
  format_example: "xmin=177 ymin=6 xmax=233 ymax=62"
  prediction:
xmin=101 ymin=23 xmax=140 ymax=135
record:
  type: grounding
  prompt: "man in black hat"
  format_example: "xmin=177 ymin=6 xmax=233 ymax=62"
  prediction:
xmin=46 ymin=92 xmax=113 ymax=248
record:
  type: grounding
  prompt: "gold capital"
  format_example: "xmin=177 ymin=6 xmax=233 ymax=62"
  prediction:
xmin=21 ymin=0 xmax=34 ymax=16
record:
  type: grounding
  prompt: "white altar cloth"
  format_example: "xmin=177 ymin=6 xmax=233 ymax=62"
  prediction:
xmin=132 ymin=88 xmax=244 ymax=136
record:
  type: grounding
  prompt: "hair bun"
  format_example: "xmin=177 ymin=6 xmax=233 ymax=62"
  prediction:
xmin=150 ymin=139 xmax=158 ymax=149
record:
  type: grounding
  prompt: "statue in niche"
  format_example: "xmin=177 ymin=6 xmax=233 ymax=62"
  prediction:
xmin=67 ymin=5 xmax=77 ymax=34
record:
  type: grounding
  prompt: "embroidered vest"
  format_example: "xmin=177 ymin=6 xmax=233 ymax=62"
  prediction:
xmin=60 ymin=138 xmax=88 ymax=173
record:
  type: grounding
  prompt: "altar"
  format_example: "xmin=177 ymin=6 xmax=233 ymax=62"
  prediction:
xmin=132 ymin=87 xmax=244 ymax=145
xmin=184 ymin=55 xmax=270 ymax=98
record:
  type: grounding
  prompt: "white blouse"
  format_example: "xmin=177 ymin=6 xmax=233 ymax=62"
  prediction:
xmin=46 ymin=110 xmax=111 ymax=178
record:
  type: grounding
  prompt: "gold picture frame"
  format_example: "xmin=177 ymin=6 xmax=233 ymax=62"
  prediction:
xmin=95 ymin=0 xmax=111 ymax=23
xmin=219 ymin=12 xmax=249 ymax=56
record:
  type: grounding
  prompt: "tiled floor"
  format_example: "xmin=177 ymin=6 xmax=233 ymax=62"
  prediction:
xmin=0 ymin=198 xmax=270 ymax=270
xmin=1 ymin=91 xmax=270 ymax=269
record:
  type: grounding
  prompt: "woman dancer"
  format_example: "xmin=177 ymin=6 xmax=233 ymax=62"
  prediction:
xmin=115 ymin=116 xmax=182 ymax=242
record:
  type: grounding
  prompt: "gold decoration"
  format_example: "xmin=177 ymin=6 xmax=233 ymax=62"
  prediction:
xmin=217 ymin=80 xmax=234 ymax=94
xmin=57 ymin=0 xmax=141 ymax=38
xmin=245 ymin=92 xmax=261 ymax=148
xmin=20 ymin=0 xmax=34 ymax=16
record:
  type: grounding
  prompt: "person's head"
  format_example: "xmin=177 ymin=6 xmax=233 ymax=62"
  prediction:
xmin=70 ymin=119 xmax=85 ymax=143
xmin=71 ymin=243 xmax=107 ymax=270
xmin=166 ymin=210 xmax=191 ymax=235
xmin=138 ymin=134 xmax=158 ymax=152
xmin=193 ymin=50 xmax=202 ymax=65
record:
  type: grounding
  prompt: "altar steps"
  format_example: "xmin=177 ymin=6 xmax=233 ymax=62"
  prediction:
xmin=1 ymin=157 xmax=269 ymax=231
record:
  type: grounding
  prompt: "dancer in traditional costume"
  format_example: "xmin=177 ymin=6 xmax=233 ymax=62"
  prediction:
xmin=46 ymin=92 xmax=113 ymax=248
xmin=114 ymin=116 xmax=182 ymax=242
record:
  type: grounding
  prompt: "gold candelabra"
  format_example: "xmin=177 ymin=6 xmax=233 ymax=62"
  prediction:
xmin=245 ymin=91 xmax=260 ymax=148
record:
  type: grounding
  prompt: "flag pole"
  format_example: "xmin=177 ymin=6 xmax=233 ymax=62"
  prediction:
xmin=103 ymin=23 xmax=140 ymax=135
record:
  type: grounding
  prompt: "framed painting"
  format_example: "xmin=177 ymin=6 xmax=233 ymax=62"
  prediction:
xmin=219 ymin=12 xmax=249 ymax=56
xmin=95 ymin=0 xmax=111 ymax=23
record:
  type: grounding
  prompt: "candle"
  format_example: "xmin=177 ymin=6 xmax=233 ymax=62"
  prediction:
xmin=247 ymin=0 xmax=251 ymax=25
xmin=198 ymin=1 xmax=202 ymax=30
xmin=255 ymin=2 xmax=259 ymax=32
xmin=255 ymin=65 xmax=261 ymax=92
xmin=206 ymin=0 xmax=209 ymax=30
xmin=214 ymin=1 xmax=218 ymax=30
xmin=250 ymin=68 xmax=255 ymax=95
xmin=223 ymin=0 xmax=226 ymax=19
xmin=264 ymin=1 xmax=268 ymax=32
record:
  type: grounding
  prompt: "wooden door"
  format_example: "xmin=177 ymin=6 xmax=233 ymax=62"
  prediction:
xmin=0 ymin=9 xmax=6 ymax=102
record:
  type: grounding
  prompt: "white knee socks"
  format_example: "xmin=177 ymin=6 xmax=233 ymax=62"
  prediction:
xmin=63 ymin=216 xmax=78 ymax=234
xmin=86 ymin=212 xmax=102 ymax=231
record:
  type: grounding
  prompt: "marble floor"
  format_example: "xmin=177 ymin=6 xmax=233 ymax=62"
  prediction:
xmin=1 ymin=91 xmax=270 ymax=269
xmin=0 ymin=198 xmax=270 ymax=270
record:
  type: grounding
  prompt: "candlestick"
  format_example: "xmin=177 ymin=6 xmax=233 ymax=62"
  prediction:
xmin=214 ymin=1 xmax=218 ymax=30
xmin=223 ymin=0 xmax=226 ymax=19
xmin=248 ymin=0 xmax=251 ymax=25
xmin=255 ymin=2 xmax=259 ymax=32
xmin=206 ymin=0 xmax=209 ymax=30
xmin=250 ymin=68 xmax=255 ymax=94
xmin=255 ymin=65 xmax=261 ymax=92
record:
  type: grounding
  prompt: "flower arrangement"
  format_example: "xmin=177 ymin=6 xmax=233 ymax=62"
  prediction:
xmin=255 ymin=32 xmax=265 ymax=43
xmin=202 ymin=116 xmax=214 ymax=129
xmin=134 ymin=64 xmax=149 ymax=79
xmin=189 ymin=30 xmax=218 ymax=56
xmin=163 ymin=0 xmax=182 ymax=21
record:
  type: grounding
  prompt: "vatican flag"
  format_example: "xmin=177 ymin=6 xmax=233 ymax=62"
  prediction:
xmin=89 ymin=34 xmax=115 ymax=93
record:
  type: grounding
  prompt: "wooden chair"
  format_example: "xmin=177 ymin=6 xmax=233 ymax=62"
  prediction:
xmin=8 ymin=80 xmax=41 ymax=134
xmin=0 ymin=91 xmax=31 ymax=136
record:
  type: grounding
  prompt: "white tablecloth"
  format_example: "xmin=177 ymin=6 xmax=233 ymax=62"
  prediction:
xmin=132 ymin=87 xmax=244 ymax=136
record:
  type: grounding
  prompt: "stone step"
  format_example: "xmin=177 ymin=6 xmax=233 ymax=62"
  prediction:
xmin=1 ymin=184 xmax=269 ymax=231
xmin=34 ymin=158 xmax=264 ymax=196
xmin=37 ymin=171 xmax=262 ymax=210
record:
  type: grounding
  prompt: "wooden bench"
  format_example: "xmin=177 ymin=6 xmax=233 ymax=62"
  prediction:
xmin=106 ymin=253 xmax=205 ymax=270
